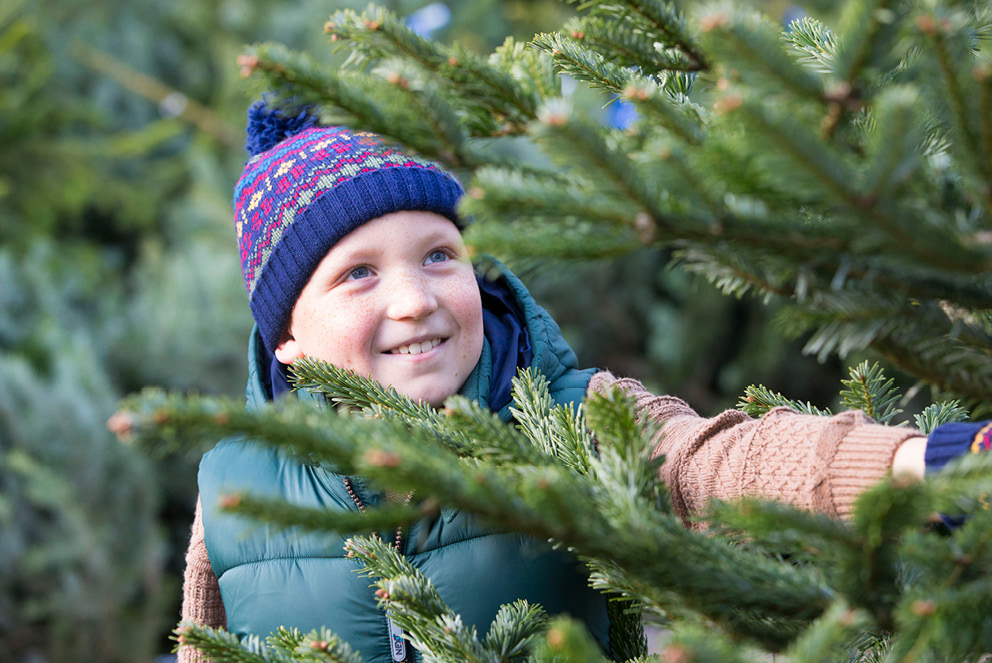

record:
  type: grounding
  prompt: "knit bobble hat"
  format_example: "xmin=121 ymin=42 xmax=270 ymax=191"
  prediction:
xmin=234 ymin=101 xmax=465 ymax=352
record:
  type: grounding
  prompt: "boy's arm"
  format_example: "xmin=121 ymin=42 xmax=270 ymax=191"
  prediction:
xmin=178 ymin=497 xmax=226 ymax=663
xmin=588 ymin=371 xmax=925 ymax=526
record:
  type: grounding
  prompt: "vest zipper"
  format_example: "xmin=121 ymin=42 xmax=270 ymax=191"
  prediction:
xmin=344 ymin=477 xmax=413 ymax=663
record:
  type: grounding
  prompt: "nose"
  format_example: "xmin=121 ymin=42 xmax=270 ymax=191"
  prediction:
xmin=385 ymin=271 xmax=438 ymax=321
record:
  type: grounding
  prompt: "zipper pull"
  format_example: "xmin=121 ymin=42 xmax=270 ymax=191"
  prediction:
xmin=387 ymin=614 xmax=409 ymax=662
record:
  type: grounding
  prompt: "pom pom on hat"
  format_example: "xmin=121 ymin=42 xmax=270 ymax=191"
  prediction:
xmin=234 ymin=104 xmax=465 ymax=352
xmin=245 ymin=99 xmax=320 ymax=157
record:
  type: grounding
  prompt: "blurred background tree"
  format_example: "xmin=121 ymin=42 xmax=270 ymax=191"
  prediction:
xmin=1 ymin=0 xmax=895 ymax=659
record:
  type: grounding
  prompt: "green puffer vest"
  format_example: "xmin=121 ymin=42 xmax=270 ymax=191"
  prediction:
xmin=199 ymin=261 xmax=608 ymax=663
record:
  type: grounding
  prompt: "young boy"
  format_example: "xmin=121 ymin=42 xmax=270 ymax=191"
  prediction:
xmin=180 ymin=104 xmax=988 ymax=663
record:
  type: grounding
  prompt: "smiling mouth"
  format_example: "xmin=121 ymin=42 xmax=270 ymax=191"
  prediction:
xmin=387 ymin=338 xmax=445 ymax=355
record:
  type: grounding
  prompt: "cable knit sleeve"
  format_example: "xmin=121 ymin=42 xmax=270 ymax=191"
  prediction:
xmin=178 ymin=497 xmax=226 ymax=663
xmin=587 ymin=371 xmax=924 ymax=525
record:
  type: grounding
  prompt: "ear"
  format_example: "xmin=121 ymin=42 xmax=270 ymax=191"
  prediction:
xmin=274 ymin=327 xmax=304 ymax=364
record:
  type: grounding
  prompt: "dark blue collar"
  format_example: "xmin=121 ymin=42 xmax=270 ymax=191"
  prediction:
xmin=264 ymin=272 xmax=532 ymax=412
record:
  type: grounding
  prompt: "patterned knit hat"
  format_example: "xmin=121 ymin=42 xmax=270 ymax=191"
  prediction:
xmin=234 ymin=102 xmax=465 ymax=352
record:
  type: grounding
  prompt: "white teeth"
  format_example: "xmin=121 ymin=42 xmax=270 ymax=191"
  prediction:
xmin=391 ymin=338 xmax=442 ymax=355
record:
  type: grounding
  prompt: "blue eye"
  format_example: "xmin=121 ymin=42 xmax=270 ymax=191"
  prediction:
xmin=426 ymin=250 xmax=449 ymax=264
xmin=347 ymin=266 xmax=371 ymax=280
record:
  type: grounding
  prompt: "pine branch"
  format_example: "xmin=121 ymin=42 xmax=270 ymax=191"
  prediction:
xmin=649 ymin=622 xmax=754 ymax=663
xmin=786 ymin=16 xmax=839 ymax=76
xmin=698 ymin=7 xmax=825 ymax=102
xmin=442 ymin=394 xmax=551 ymax=466
xmin=460 ymin=167 xmax=640 ymax=226
xmin=219 ymin=492 xmax=422 ymax=537
xmin=781 ymin=601 xmax=871 ymax=663
xmin=566 ymin=17 xmax=693 ymax=73
xmin=327 ymin=9 xmax=542 ymax=133
xmin=839 ymin=361 xmax=905 ymax=425
xmin=530 ymin=617 xmax=605 ymax=663
xmin=832 ymin=0 xmax=912 ymax=95
xmin=464 ymin=216 xmax=642 ymax=261
xmin=606 ymin=599 xmax=648 ymax=661
xmin=344 ymin=535 xmax=493 ymax=662
xmin=861 ymin=85 xmax=924 ymax=200
xmin=912 ymin=400 xmax=969 ymax=435
xmin=843 ymin=476 xmax=934 ymax=630
xmin=737 ymin=384 xmax=833 ymax=418
xmin=532 ymin=31 xmax=643 ymax=96
xmin=483 ymin=601 xmax=549 ymax=663
xmin=288 ymin=359 xmax=474 ymax=456
xmin=175 ymin=622 xmax=364 ymax=663
xmin=242 ymin=43 xmax=392 ymax=137
xmin=509 ymin=368 xmax=596 ymax=475
xmin=705 ymin=497 xmax=858 ymax=557
xmin=918 ymin=9 xmax=992 ymax=217
xmin=369 ymin=57 xmax=471 ymax=163
xmin=560 ymin=0 xmax=706 ymax=70
xmin=529 ymin=106 xmax=695 ymax=238
xmin=620 ymin=80 xmax=706 ymax=144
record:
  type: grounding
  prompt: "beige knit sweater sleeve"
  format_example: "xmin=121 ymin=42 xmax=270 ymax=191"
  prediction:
xmin=587 ymin=371 xmax=924 ymax=525
xmin=177 ymin=498 xmax=226 ymax=663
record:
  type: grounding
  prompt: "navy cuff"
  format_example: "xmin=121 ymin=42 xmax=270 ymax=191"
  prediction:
xmin=926 ymin=421 xmax=992 ymax=474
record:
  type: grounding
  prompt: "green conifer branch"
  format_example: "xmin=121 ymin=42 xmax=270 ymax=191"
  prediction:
xmin=465 ymin=216 xmax=641 ymax=260
xmin=441 ymin=394 xmax=552 ymax=466
xmin=483 ymin=601 xmax=550 ymax=663
xmin=174 ymin=622 xmax=363 ymax=663
xmin=288 ymin=359 xmax=474 ymax=455
xmin=530 ymin=617 xmax=605 ymax=663
xmin=843 ymin=476 xmax=933 ymax=629
xmin=832 ymin=0 xmax=911 ymax=95
xmin=620 ymin=83 xmax=706 ymax=144
xmin=326 ymin=7 xmax=446 ymax=68
xmin=705 ymin=497 xmax=858 ymax=555
xmin=913 ymin=400 xmax=969 ymax=435
xmin=509 ymin=368 xmax=597 ymax=474
xmin=699 ymin=8 xmax=825 ymax=102
xmin=369 ymin=58 xmax=471 ymax=163
xmin=606 ymin=598 xmax=649 ymax=661
xmin=243 ymin=43 xmax=392 ymax=137
xmin=861 ymin=85 xmax=924 ymax=200
xmin=786 ymin=16 xmax=839 ymax=76
xmin=219 ymin=492 xmax=422 ymax=536
xmin=730 ymin=99 xmax=866 ymax=206
xmin=560 ymin=0 xmax=706 ymax=70
xmin=326 ymin=8 xmax=544 ymax=134
xmin=737 ymin=384 xmax=833 ymax=418
xmin=839 ymin=361 xmax=904 ymax=425
xmin=565 ymin=17 xmax=693 ymax=73
xmin=460 ymin=168 xmax=640 ymax=225
xmin=345 ymin=535 xmax=494 ymax=662
xmin=586 ymin=557 xmax=684 ymax=621
xmin=529 ymin=108 xmax=689 ymax=236
xmin=677 ymin=246 xmax=795 ymax=301
xmin=919 ymin=11 xmax=992 ymax=216
xmin=650 ymin=623 xmax=753 ymax=663
xmin=532 ymin=32 xmax=642 ymax=95
xmin=781 ymin=600 xmax=871 ymax=663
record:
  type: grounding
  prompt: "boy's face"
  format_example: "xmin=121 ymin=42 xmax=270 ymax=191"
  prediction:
xmin=275 ymin=210 xmax=484 ymax=407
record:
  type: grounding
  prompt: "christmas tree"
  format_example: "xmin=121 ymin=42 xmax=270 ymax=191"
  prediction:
xmin=118 ymin=0 xmax=992 ymax=661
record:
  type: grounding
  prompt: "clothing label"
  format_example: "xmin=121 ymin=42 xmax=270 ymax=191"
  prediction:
xmin=387 ymin=614 xmax=408 ymax=662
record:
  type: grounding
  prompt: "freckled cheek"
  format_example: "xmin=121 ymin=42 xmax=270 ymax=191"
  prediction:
xmin=451 ymin=284 xmax=484 ymax=358
xmin=303 ymin=306 xmax=379 ymax=371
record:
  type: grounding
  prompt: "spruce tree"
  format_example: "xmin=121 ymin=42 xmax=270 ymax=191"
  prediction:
xmin=120 ymin=0 xmax=992 ymax=661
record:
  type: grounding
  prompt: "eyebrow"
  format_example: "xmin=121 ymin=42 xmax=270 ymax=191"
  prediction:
xmin=320 ymin=229 xmax=461 ymax=269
